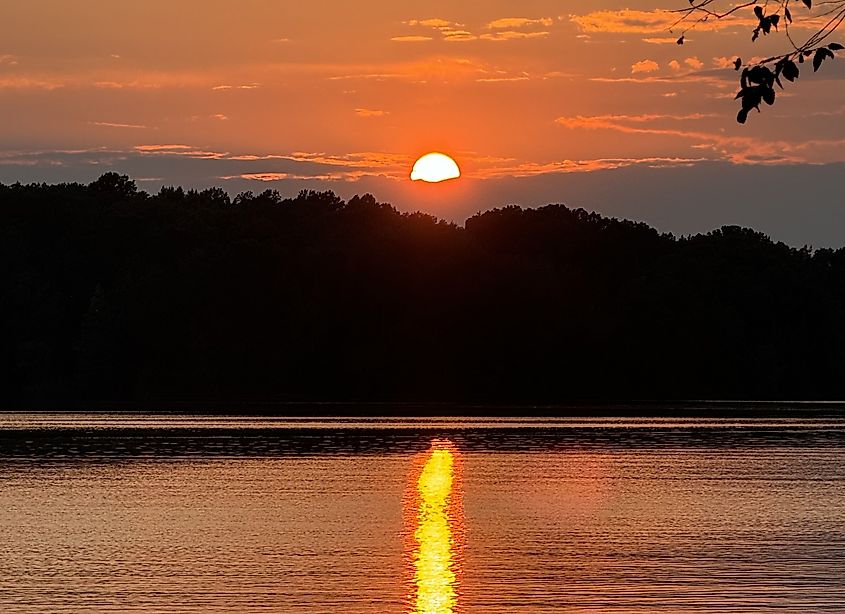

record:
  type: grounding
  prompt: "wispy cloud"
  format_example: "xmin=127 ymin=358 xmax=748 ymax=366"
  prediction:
xmin=224 ymin=173 xmax=296 ymax=181
xmin=712 ymin=56 xmax=737 ymax=69
xmin=631 ymin=60 xmax=659 ymax=74
xmin=642 ymin=37 xmax=680 ymax=45
xmin=0 ymin=77 xmax=63 ymax=90
xmin=555 ymin=113 xmax=845 ymax=165
xmin=589 ymin=69 xmax=732 ymax=86
xmin=685 ymin=57 xmax=704 ymax=70
xmin=401 ymin=15 xmax=553 ymax=43
xmin=212 ymin=83 xmax=261 ymax=91
xmin=407 ymin=18 xmax=460 ymax=28
xmin=390 ymin=35 xmax=433 ymax=42
xmin=570 ymin=8 xmax=827 ymax=34
xmin=474 ymin=156 xmax=709 ymax=178
xmin=132 ymin=144 xmax=228 ymax=159
xmin=90 ymin=121 xmax=150 ymax=130
xmin=476 ymin=75 xmax=531 ymax=83
xmin=284 ymin=150 xmax=411 ymax=172
xmin=90 ymin=71 xmax=213 ymax=89
xmin=354 ymin=108 xmax=389 ymax=117
xmin=401 ymin=18 xmax=475 ymax=41
xmin=441 ymin=30 xmax=478 ymax=42
xmin=326 ymin=57 xmax=486 ymax=83
xmin=134 ymin=144 xmax=193 ymax=152
xmin=556 ymin=113 xmax=716 ymax=127
xmin=328 ymin=73 xmax=405 ymax=81
xmin=0 ymin=146 xmax=409 ymax=184
xmin=486 ymin=17 xmax=554 ymax=29
xmin=570 ymin=10 xmax=681 ymax=34
xmin=480 ymin=31 xmax=549 ymax=42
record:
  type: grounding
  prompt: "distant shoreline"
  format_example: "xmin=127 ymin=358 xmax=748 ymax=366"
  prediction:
xmin=3 ymin=400 xmax=845 ymax=418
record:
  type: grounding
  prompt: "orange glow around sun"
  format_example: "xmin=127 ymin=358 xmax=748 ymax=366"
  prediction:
xmin=410 ymin=153 xmax=461 ymax=183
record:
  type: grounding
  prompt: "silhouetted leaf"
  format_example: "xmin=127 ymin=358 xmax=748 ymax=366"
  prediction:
xmin=829 ymin=43 xmax=845 ymax=51
xmin=747 ymin=66 xmax=774 ymax=85
xmin=802 ymin=0 xmax=812 ymax=8
xmin=762 ymin=87 xmax=776 ymax=105
xmin=754 ymin=6 xmax=764 ymax=18
xmin=782 ymin=60 xmax=800 ymax=81
xmin=677 ymin=35 xmax=685 ymax=45
xmin=813 ymin=48 xmax=833 ymax=71
xmin=737 ymin=108 xmax=749 ymax=123
xmin=734 ymin=57 xmax=742 ymax=71
xmin=785 ymin=7 xmax=792 ymax=23
xmin=741 ymin=86 xmax=763 ymax=110
xmin=813 ymin=49 xmax=824 ymax=71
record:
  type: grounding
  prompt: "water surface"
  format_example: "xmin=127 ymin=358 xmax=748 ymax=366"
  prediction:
xmin=0 ymin=414 xmax=843 ymax=613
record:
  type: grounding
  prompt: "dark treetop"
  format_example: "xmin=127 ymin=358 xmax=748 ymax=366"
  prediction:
xmin=2 ymin=173 xmax=845 ymax=407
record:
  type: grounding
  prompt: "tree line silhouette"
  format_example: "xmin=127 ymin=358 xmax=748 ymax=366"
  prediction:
xmin=2 ymin=173 xmax=845 ymax=407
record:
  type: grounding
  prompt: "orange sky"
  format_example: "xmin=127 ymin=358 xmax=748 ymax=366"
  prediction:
xmin=1 ymin=0 xmax=844 ymax=244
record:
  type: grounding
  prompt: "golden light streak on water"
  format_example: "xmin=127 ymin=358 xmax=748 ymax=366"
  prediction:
xmin=412 ymin=443 xmax=458 ymax=614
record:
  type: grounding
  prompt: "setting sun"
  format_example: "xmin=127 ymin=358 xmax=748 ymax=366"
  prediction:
xmin=410 ymin=153 xmax=461 ymax=184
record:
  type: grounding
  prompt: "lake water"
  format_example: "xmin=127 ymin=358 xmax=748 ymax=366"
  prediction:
xmin=0 ymin=414 xmax=843 ymax=613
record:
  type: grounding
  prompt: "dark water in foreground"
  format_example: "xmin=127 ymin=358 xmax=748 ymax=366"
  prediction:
xmin=0 ymin=414 xmax=843 ymax=613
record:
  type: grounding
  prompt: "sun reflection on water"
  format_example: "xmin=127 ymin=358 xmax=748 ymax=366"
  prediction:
xmin=409 ymin=441 xmax=461 ymax=614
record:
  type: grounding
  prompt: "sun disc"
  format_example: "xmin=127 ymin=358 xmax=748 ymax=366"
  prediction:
xmin=411 ymin=152 xmax=461 ymax=183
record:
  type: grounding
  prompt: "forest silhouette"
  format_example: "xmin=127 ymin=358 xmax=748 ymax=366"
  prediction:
xmin=2 ymin=173 xmax=845 ymax=407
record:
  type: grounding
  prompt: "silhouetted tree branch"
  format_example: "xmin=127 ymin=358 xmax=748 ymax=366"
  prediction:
xmin=673 ymin=1 xmax=845 ymax=122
